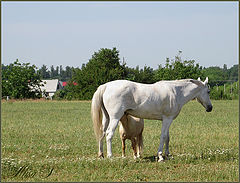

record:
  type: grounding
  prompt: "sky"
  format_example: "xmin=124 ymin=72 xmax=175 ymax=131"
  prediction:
xmin=1 ymin=1 xmax=239 ymax=70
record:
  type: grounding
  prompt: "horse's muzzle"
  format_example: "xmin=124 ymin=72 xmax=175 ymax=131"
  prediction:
xmin=206 ymin=105 xmax=213 ymax=112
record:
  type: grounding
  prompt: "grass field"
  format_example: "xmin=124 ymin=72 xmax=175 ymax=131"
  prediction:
xmin=1 ymin=100 xmax=239 ymax=182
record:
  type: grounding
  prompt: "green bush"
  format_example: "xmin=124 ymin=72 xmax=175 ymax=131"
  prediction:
xmin=2 ymin=60 xmax=42 ymax=99
xmin=210 ymin=81 xmax=239 ymax=100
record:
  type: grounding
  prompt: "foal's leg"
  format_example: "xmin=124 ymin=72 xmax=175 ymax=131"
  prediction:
xmin=157 ymin=117 xmax=173 ymax=162
xmin=121 ymin=138 xmax=126 ymax=157
xmin=131 ymin=138 xmax=137 ymax=159
xmin=136 ymin=136 xmax=140 ymax=158
xmin=137 ymin=133 xmax=143 ymax=158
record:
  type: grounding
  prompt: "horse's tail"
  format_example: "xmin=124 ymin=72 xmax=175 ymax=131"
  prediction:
xmin=91 ymin=84 xmax=107 ymax=141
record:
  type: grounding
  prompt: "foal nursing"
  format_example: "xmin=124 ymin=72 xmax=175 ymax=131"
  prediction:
xmin=119 ymin=114 xmax=144 ymax=159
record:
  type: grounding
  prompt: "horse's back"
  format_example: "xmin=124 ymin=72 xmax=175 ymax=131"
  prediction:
xmin=102 ymin=80 xmax=139 ymax=111
xmin=102 ymin=80 xmax=179 ymax=120
xmin=103 ymin=80 xmax=157 ymax=104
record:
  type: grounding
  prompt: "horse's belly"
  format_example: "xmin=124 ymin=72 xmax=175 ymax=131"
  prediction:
xmin=126 ymin=108 xmax=163 ymax=120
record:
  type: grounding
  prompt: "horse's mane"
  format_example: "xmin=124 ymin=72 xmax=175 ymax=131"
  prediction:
xmin=156 ymin=79 xmax=204 ymax=86
xmin=156 ymin=79 xmax=192 ymax=83
xmin=172 ymin=79 xmax=192 ymax=82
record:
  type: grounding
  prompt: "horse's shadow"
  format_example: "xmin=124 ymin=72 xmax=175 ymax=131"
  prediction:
xmin=142 ymin=150 xmax=237 ymax=163
xmin=143 ymin=155 xmax=156 ymax=162
xmin=143 ymin=155 xmax=172 ymax=162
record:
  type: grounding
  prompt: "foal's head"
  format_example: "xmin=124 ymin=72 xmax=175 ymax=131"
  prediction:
xmin=191 ymin=77 xmax=213 ymax=112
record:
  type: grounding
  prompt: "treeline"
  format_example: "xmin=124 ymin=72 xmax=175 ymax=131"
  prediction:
xmin=1 ymin=48 xmax=238 ymax=100
xmin=37 ymin=65 xmax=74 ymax=81
xmin=56 ymin=48 xmax=238 ymax=100
xmin=2 ymin=64 xmax=74 ymax=82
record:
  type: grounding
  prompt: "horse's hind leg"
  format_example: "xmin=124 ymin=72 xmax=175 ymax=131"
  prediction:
xmin=98 ymin=108 xmax=109 ymax=158
xmin=106 ymin=118 xmax=121 ymax=158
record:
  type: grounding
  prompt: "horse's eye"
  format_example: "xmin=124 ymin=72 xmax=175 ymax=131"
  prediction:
xmin=208 ymin=90 xmax=210 ymax=94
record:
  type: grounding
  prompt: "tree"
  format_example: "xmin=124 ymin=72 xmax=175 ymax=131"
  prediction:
xmin=2 ymin=59 xmax=42 ymax=99
xmin=202 ymin=66 xmax=225 ymax=86
xmin=38 ymin=64 xmax=50 ymax=79
xmin=154 ymin=54 xmax=203 ymax=81
xmin=228 ymin=64 xmax=238 ymax=81
xmin=50 ymin=65 xmax=55 ymax=78
xmin=124 ymin=65 xmax=156 ymax=84
xmin=65 ymin=66 xmax=73 ymax=80
xmin=56 ymin=66 xmax=59 ymax=77
xmin=69 ymin=47 xmax=125 ymax=99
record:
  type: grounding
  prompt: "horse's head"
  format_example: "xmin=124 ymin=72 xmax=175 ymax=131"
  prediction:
xmin=191 ymin=77 xmax=213 ymax=112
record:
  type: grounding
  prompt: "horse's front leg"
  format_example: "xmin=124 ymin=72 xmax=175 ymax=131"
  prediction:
xmin=157 ymin=117 xmax=173 ymax=162
xmin=165 ymin=129 xmax=171 ymax=159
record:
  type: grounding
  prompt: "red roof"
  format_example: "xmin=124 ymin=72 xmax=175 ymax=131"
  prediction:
xmin=62 ymin=82 xmax=77 ymax=86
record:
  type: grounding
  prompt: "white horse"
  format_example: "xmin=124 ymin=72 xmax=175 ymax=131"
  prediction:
xmin=91 ymin=77 xmax=212 ymax=162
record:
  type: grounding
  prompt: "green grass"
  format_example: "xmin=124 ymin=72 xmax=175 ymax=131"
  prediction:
xmin=1 ymin=100 xmax=239 ymax=182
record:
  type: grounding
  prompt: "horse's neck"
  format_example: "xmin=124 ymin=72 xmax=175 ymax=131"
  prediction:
xmin=178 ymin=83 xmax=200 ymax=106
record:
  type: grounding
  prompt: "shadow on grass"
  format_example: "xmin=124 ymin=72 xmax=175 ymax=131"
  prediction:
xmin=143 ymin=155 xmax=156 ymax=162
xmin=142 ymin=149 xmax=237 ymax=163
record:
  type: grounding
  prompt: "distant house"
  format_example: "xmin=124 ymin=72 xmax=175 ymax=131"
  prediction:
xmin=40 ymin=79 xmax=63 ymax=99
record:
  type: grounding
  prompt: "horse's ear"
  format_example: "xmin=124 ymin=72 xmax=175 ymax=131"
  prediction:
xmin=203 ymin=77 xmax=208 ymax=85
xmin=197 ymin=77 xmax=201 ymax=81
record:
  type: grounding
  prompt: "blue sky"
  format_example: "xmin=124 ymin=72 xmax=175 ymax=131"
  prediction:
xmin=1 ymin=1 xmax=239 ymax=69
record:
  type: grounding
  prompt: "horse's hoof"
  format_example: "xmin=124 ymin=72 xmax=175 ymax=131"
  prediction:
xmin=98 ymin=153 xmax=104 ymax=159
xmin=157 ymin=152 xmax=164 ymax=162
xmin=107 ymin=154 xmax=113 ymax=158
xmin=158 ymin=156 xmax=164 ymax=162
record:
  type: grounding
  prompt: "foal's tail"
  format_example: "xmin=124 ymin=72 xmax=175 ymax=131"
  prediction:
xmin=138 ymin=130 xmax=144 ymax=154
xmin=91 ymin=84 xmax=107 ymax=141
